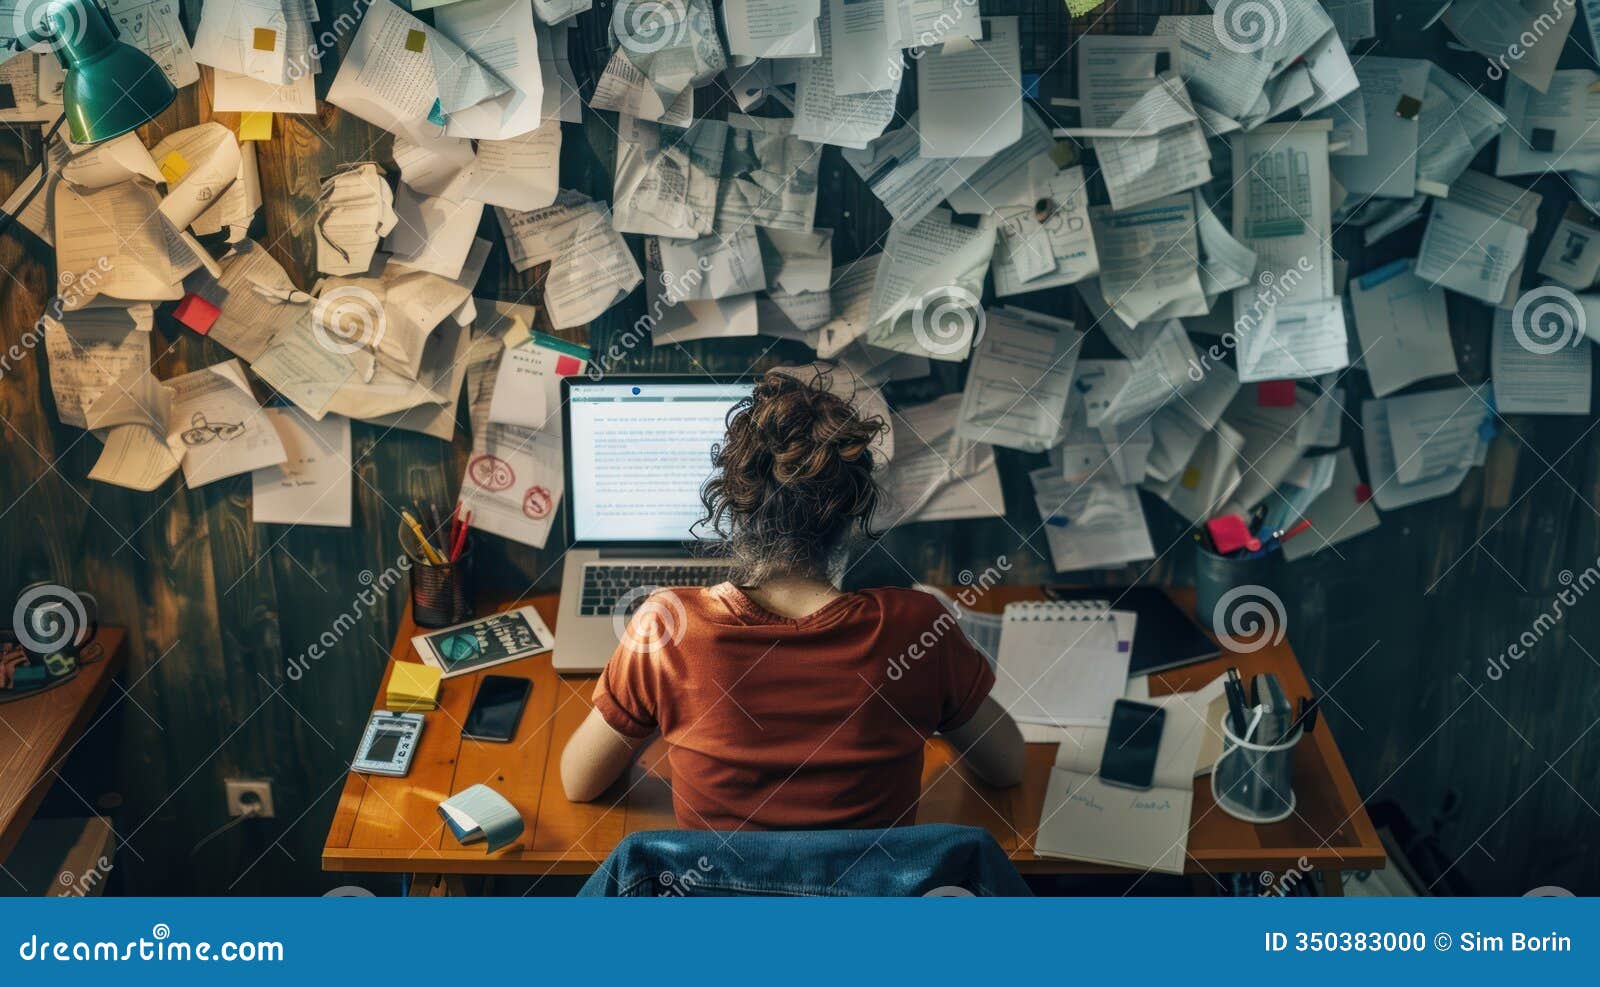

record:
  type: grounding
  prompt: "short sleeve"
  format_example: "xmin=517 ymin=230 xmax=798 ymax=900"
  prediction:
xmin=937 ymin=621 xmax=996 ymax=733
xmin=590 ymin=595 xmax=678 ymax=739
xmin=591 ymin=643 xmax=659 ymax=741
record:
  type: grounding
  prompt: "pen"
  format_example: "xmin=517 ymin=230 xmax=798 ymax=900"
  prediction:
xmin=402 ymin=510 xmax=446 ymax=565
xmin=450 ymin=510 xmax=472 ymax=562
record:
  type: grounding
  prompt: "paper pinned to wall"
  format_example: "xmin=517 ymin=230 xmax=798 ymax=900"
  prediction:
xmin=252 ymin=409 xmax=353 ymax=527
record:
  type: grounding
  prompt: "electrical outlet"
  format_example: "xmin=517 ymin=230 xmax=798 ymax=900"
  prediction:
xmin=224 ymin=779 xmax=275 ymax=819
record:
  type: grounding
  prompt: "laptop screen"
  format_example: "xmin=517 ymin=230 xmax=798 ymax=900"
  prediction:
xmin=567 ymin=379 xmax=754 ymax=544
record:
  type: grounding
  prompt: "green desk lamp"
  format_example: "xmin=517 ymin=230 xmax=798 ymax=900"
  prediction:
xmin=10 ymin=0 xmax=177 ymax=144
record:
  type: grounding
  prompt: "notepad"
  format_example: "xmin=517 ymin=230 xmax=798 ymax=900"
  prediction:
xmin=990 ymin=601 xmax=1135 ymax=728
xmin=438 ymin=784 xmax=523 ymax=853
xmin=1034 ymin=675 xmax=1225 ymax=874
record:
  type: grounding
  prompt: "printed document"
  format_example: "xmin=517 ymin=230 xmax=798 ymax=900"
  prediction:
xmin=955 ymin=307 xmax=1081 ymax=452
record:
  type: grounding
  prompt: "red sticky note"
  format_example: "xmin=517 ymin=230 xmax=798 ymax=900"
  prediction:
xmin=1354 ymin=483 xmax=1373 ymax=504
xmin=174 ymin=293 xmax=221 ymax=334
xmin=554 ymin=354 xmax=582 ymax=376
xmin=1257 ymin=380 xmax=1296 ymax=407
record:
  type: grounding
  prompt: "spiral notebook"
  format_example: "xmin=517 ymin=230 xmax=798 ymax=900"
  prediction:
xmin=990 ymin=601 xmax=1135 ymax=728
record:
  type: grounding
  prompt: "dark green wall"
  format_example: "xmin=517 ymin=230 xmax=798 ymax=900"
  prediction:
xmin=1 ymin=1 xmax=1596 ymax=895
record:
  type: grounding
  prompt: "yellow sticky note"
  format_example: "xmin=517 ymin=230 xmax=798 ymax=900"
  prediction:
xmin=253 ymin=27 xmax=277 ymax=52
xmin=240 ymin=111 xmax=273 ymax=141
xmin=1065 ymin=0 xmax=1108 ymax=14
xmin=158 ymin=151 xmax=189 ymax=185
xmin=1181 ymin=467 xmax=1202 ymax=490
xmin=405 ymin=29 xmax=426 ymax=53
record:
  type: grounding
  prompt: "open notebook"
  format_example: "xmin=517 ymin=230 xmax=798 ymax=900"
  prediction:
xmin=990 ymin=600 xmax=1135 ymax=729
xmin=1034 ymin=675 xmax=1226 ymax=874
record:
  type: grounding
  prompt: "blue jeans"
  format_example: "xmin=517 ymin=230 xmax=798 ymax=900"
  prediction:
xmin=577 ymin=824 xmax=1031 ymax=897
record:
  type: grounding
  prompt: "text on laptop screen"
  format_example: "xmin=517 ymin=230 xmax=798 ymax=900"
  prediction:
xmin=568 ymin=381 xmax=754 ymax=543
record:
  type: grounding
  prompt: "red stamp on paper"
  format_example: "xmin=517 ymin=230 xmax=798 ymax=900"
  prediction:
xmin=523 ymin=485 xmax=553 ymax=519
xmin=467 ymin=454 xmax=515 ymax=492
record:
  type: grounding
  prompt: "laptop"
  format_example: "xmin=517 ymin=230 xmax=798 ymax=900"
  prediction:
xmin=552 ymin=374 xmax=755 ymax=674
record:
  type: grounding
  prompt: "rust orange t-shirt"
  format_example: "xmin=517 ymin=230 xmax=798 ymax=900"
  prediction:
xmin=592 ymin=583 xmax=996 ymax=831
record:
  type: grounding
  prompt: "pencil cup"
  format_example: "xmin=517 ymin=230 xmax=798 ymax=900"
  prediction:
xmin=1211 ymin=713 xmax=1301 ymax=824
xmin=1192 ymin=543 xmax=1279 ymax=636
xmin=401 ymin=523 xmax=472 ymax=628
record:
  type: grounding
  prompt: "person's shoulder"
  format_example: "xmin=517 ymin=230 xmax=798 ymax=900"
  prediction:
xmin=859 ymin=586 xmax=954 ymax=620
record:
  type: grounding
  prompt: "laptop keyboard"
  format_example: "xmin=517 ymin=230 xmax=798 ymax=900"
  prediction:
xmin=579 ymin=563 xmax=730 ymax=616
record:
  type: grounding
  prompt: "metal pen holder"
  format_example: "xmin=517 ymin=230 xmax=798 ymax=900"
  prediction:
xmin=400 ymin=519 xmax=472 ymax=629
xmin=1211 ymin=713 xmax=1302 ymax=824
xmin=1193 ymin=543 xmax=1279 ymax=633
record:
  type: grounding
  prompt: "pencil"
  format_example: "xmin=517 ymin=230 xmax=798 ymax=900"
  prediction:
xmin=402 ymin=510 xmax=446 ymax=565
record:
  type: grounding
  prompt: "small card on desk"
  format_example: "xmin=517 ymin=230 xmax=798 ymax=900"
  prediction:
xmin=412 ymin=605 xmax=553 ymax=678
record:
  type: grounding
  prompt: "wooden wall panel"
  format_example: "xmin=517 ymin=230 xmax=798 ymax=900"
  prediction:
xmin=0 ymin=1 xmax=1596 ymax=895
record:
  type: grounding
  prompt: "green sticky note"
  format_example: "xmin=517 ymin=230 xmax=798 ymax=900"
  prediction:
xmin=405 ymin=29 xmax=426 ymax=53
xmin=1065 ymin=0 xmax=1107 ymax=14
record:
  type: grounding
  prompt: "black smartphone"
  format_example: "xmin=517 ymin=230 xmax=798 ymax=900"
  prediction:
xmin=463 ymin=675 xmax=532 ymax=742
xmin=1099 ymin=699 xmax=1165 ymax=790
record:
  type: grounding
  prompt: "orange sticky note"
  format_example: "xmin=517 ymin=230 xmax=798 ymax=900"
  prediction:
xmin=240 ymin=111 xmax=273 ymax=141
xmin=158 ymin=151 xmax=189 ymax=184
xmin=405 ymin=29 xmax=426 ymax=53
xmin=253 ymin=27 xmax=277 ymax=52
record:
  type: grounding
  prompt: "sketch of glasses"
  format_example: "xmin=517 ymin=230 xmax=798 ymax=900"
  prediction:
xmin=180 ymin=413 xmax=245 ymax=446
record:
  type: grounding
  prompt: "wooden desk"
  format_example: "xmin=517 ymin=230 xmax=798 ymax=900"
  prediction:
xmin=0 ymin=628 xmax=127 ymax=865
xmin=322 ymin=589 xmax=1383 ymax=888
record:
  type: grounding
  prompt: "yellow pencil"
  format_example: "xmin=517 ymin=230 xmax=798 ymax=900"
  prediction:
xmin=401 ymin=510 xmax=446 ymax=565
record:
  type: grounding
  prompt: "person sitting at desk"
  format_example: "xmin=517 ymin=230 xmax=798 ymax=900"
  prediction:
xmin=560 ymin=368 xmax=1025 ymax=829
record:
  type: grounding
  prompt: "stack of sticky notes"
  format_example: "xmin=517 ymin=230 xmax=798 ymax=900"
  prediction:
xmin=386 ymin=662 xmax=441 ymax=712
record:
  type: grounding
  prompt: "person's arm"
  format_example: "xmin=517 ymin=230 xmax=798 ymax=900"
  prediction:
xmin=560 ymin=708 xmax=650 ymax=802
xmin=941 ymin=695 xmax=1026 ymax=788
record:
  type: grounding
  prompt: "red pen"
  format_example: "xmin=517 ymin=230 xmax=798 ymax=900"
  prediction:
xmin=1276 ymin=518 xmax=1314 ymax=546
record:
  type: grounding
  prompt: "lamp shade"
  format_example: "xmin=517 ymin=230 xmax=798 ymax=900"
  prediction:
xmin=15 ymin=0 xmax=176 ymax=144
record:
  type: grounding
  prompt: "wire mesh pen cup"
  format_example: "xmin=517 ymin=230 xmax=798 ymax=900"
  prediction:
xmin=1210 ymin=713 xmax=1302 ymax=824
xmin=400 ymin=520 xmax=472 ymax=629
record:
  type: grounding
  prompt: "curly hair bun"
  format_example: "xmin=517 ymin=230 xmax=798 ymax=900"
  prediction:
xmin=699 ymin=368 xmax=887 ymax=582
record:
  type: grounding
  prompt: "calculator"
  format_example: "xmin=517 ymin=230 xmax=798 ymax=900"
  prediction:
xmin=352 ymin=711 xmax=425 ymax=777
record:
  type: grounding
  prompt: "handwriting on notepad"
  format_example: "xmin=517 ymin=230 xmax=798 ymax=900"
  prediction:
xmin=1068 ymin=792 xmax=1104 ymax=812
xmin=1131 ymin=797 xmax=1174 ymax=811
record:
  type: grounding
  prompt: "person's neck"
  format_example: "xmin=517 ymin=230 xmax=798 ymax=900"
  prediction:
xmin=741 ymin=572 xmax=843 ymax=620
